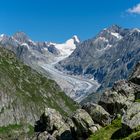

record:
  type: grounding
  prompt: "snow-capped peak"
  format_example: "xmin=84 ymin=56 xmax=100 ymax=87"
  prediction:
xmin=54 ymin=36 xmax=78 ymax=57
xmin=0 ymin=34 xmax=5 ymax=37
xmin=0 ymin=34 xmax=7 ymax=41
xmin=132 ymin=28 xmax=140 ymax=33
xmin=46 ymin=42 xmax=56 ymax=46
xmin=65 ymin=38 xmax=75 ymax=46
xmin=72 ymin=35 xmax=80 ymax=43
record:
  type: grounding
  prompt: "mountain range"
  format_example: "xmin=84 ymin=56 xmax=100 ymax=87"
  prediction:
xmin=1 ymin=25 xmax=140 ymax=103
xmin=56 ymin=25 xmax=140 ymax=95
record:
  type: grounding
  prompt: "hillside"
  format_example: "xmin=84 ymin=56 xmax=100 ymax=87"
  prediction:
xmin=31 ymin=61 xmax=140 ymax=140
xmin=0 ymin=46 xmax=78 ymax=139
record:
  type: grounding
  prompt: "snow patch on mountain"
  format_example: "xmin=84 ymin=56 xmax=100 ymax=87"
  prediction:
xmin=54 ymin=36 xmax=79 ymax=57
xmin=21 ymin=43 xmax=30 ymax=49
xmin=72 ymin=35 xmax=80 ymax=43
xmin=96 ymin=37 xmax=109 ymax=42
xmin=110 ymin=32 xmax=123 ymax=39
xmin=0 ymin=34 xmax=4 ymax=37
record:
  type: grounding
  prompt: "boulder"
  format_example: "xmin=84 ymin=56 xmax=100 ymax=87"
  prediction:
xmin=82 ymin=103 xmax=111 ymax=126
xmin=99 ymin=80 xmax=136 ymax=115
xmin=122 ymin=102 xmax=140 ymax=131
xmin=39 ymin=108 xmax=72 ymax=140
xmin=129 ymin=62 xmax=140 ymax=85
xmin=129 ymin=62 xmax=140 ymax=99
xmin=35 ymin=108 xmax=100 ymax=140
xmin=71 ymin=109 xmax=100 ymax=139
xmin=37 ymin=131 xmax=56 ymax=140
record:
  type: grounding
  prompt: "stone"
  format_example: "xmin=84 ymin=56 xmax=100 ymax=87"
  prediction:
xmin=37 ymin=131 xmax=56 ymax=140
xmin=99 ymin=80 xmax=136 ymax=115
xmin=39 ymin=108 xmax=72 ymax=140
xmin=71 ymin=109 xmax=99 ymax=138
xmin=82 ymin=103 xmax=111 ymax=126
xmin=129 ymin=62 xmax=140 ymax=85
xmin=122 ymin=102 xmax=140 ymax=130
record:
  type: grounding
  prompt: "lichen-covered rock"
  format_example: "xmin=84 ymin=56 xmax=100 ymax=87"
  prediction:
xmin=122 ymin=102 xmax=140 ymax=130
xmin=35 ymin=108 xmax=101 ymax=140
xmin=71 ymin=109 xmax=99 ymax=139
xmin=39 ymin=108 xmax=73 ymax=140
xmin=37 ymin=131 xmax=56 ymax=140
xmin=99 ymin=80 xmax=137 ymax=115
xmin=82 ymin=103 xmax=111 ymax=126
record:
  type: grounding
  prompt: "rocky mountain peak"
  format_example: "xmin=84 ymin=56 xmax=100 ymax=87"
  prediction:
xmin=72 ymin=35 xmax=80 ymax=44
xmin=96 ymin=25 xmax=124 ymax=41
xmin=107 ymin=24 xmax=122 ymax=32
xmin=0 ymin=34 xmax=8 ymax=41
xmin=13 ymin=31 xmax=30 ymax=43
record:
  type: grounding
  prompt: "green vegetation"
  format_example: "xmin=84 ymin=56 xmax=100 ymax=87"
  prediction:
xmin=0 ymin=124 xmax=22 ymax=134
xmin=89 ymin=118 xmax=140 ymax=140
xmin=0 ymin=46 xmax=78 ymax=138
xmin=89 ymin=118 xmax=122 ymax=140
xmin=0 ymin=124 xmax=34 ymax=140
xmin=0 ymin=46 xmax=77 ymax=116
xmin=135 ymin=99 xmax=140 ymax=103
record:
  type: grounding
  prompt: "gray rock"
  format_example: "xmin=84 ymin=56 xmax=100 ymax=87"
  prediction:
xmin=122 ymin=102 xmax=140 ymax=130
xmin=37 ymin=131 xmax=56 ymax=140
xmin=99 ymin=80 xmax=136 ymax=115
xmin=82 ymin=103 xmax=111 ymax=126
xmin=129 ymin=62 xmax=140 ymax=85
xmin=71 ymin=109 xmax=100 ymax=138
xmin=40 ymin=108 xmax=72 ymax=140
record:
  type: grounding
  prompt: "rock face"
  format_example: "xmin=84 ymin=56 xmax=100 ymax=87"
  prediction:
xmin=122 ymin=102 xmax=140 ymax=130
xmin=35 ymin=108 xmax=100 ymax=140
xmin=99 ymin=80 xmax=140 ymax=115
xmin=129 ymin=62 xmax=140 ymax=85
xmin=82 ymin=103 xmax=111 ymax=126
xmin=56 ymin=25 xmax=140 ymax=93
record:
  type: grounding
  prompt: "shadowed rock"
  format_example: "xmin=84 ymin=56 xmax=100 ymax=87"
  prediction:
xmin=82 ymin=103 xmax=111 ymax=126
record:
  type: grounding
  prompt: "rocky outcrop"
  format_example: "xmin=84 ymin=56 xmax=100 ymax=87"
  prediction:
xmin=82 ymin=103 xmax=111 ymax=126
xmin=71 ymin=109 xmax=100 ymax=139
xmin=39 ymin=108 xmax=72 ymax=140
xmin=99 ymin=80 xmax=140 ymax=115
xmin=122 ymin=102 xmax=140 ymax=131
xmin=129 ymin=62 xmax=140 ymax=85
xmin=35 ymin=108 xmax=101 ymax=140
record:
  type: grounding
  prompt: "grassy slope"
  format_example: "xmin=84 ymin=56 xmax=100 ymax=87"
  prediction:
xmin=89 ymin=118 xmax=140 ymax=140
xmin=0 ymin=46 xmax=78 ymax=139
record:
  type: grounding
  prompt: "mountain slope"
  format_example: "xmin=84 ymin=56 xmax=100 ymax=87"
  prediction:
xmin=56 ymin=25 xmax=140 ymax=92
xmin=0 ymin=45 xmax=78 ymax=128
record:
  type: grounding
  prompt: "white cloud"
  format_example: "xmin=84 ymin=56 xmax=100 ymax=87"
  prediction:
xmin=127 ymin=3 xmax=140 ymax=14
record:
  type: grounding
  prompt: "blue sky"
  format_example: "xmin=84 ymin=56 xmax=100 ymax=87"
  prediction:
xmin=0 ymin=0 xmax=140 ymax=42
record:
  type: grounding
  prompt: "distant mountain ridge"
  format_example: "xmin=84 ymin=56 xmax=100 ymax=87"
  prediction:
xmin=56 ymin=25 xmax=140 ymax=92
xmin=0 ymin=32 xmax=80 ymax=65
xmin=1 ymin=25 xmax=140 ymax=102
